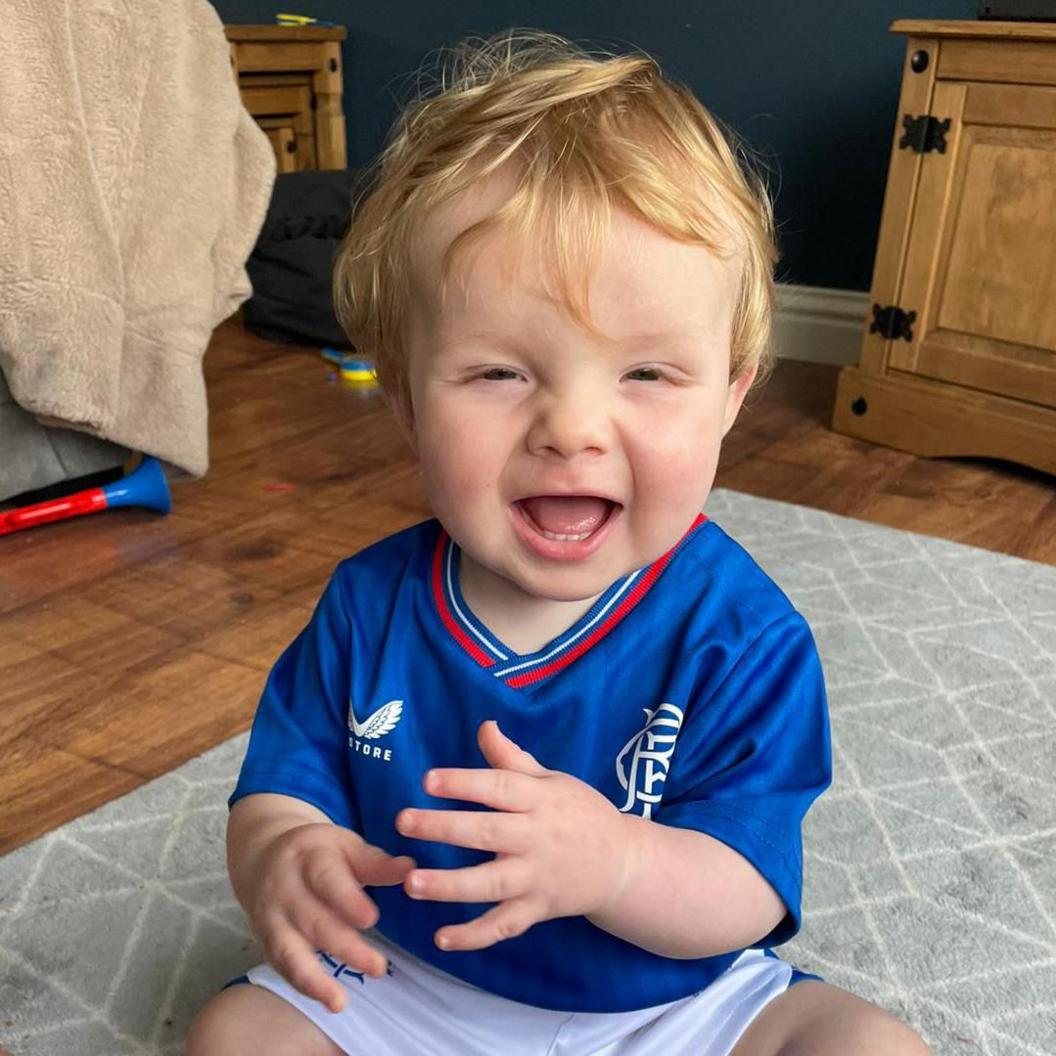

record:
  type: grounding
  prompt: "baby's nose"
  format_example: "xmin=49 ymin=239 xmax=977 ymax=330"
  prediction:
xmin=526 ymin=390 xmax=611 ymax=458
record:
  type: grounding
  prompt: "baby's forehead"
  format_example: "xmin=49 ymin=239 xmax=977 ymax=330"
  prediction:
xmin=410 ymin=174 xmax=743 ymax=333
xmin=410 ymin=171 xmax=519 ymax=287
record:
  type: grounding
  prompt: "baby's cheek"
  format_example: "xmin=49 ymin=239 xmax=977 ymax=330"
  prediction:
xmin=421 ymin=449 xmax=477 ymax=510
xmin=630 ymin=430 xmax=721 ymax=513
xmin=419 ymin=425 xmax=500 ymax=512
xmin=641 ymin=425 xmax=719 ymax=480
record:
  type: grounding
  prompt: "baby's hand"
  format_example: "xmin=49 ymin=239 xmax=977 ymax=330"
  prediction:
xmin=395 ymin=721 xmax=634 ymax=952
xmin=250 ymin=823 xmax=415 ymax=1012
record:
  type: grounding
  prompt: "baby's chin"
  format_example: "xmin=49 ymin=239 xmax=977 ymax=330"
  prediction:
xmin=523 ymin=582 xmax=610 ymax=604
xmin=505 ymin=560 xmax=634 ymax=604
xmin=457 ymin=531 xmax=656 ymax=606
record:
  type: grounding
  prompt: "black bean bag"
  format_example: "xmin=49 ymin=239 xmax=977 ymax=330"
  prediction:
xmin=243 ymin=168 xmax=367 ymax=349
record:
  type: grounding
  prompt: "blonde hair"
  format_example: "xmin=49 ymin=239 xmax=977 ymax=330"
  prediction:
xmin=333 ymin=30 xmax=778 ymax=409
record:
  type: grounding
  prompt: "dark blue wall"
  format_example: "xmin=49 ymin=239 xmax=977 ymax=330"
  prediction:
xmin=213 ymin=1 xmax=975 ymax=290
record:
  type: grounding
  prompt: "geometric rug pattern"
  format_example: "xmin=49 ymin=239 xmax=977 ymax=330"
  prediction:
xmin=707 ymin=492 xmax=1056 ymax=1056
xmin=1 ymin=490 xmax=1054 ymax=1055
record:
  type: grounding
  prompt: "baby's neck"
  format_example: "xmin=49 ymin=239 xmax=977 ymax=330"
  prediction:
xmin=459 ymin=556 xmax=603 ymax=655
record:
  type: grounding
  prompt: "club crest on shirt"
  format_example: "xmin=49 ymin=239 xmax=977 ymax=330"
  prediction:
xmin=615 ymin=703 xmax=684 ymax=818
xmin=348 ymin=699 xmax=402 ymax=763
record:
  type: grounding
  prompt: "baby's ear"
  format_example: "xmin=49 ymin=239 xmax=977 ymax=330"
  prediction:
xmin=722 ymin=362 xmax=759 ymax=436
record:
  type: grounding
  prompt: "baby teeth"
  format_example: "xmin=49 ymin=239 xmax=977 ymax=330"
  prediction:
xmin=540 ymin=529 xmax=592 ymax=542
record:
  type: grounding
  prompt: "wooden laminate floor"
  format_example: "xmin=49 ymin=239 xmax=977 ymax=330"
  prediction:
xmin=1 ymin=319 xmax=1053 ymax=853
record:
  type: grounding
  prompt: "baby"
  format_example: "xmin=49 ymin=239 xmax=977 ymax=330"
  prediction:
xmin=187 ymin=30 xmax=930 ymax=1056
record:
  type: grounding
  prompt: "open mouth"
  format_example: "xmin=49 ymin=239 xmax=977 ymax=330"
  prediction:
xmin=513 ymin=495 xmax=620 ymax=543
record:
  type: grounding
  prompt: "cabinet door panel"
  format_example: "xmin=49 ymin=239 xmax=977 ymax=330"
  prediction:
xmin=891 ymin=82 xmax=1056 ymax=409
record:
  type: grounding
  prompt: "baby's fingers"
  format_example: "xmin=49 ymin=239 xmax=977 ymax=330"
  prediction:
xmin=304 ymin=856 xmax=381 ymax=931
xmin=347 ymin=840 xmax=417 ymax=888
xmin=263 ymin=917 xmax=347 ymax=1013
xmin=406 ymin=859 xmax=529 ymax=904
xmin=434 ymin=896 xmax=542 ymax=953
xmin=287 ymin=897 xmax=390 ymax=979
xmin=397 ymin=807 xmax=529 ymax=854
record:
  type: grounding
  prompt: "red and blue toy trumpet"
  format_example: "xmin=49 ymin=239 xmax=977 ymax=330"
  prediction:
xmin=0 ymin=456 xmax=171 ymax=537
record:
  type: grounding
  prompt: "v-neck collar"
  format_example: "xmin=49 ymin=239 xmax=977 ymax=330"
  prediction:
xmin=429 ymin=514 xmax=707 ymax=689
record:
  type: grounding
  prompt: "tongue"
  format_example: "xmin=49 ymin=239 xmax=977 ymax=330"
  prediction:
xmin=520 ymin=496 xmax=610 ymax=536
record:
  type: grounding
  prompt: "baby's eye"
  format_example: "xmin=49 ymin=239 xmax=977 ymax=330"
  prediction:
xmin=624 ymin=366 xmax=664 ymax=382
xmin=479 ymin=367 xmax=523 ymax=382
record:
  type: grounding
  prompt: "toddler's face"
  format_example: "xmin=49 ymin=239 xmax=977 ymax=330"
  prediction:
xmin=403 ymin=181 xmax=755 ymax=606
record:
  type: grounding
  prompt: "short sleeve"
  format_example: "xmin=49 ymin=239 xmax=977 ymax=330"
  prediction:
xmin=655 ymin=612 xmax=831 ymax=945
xmin=229 ymin=569 xmax=357 ymax=829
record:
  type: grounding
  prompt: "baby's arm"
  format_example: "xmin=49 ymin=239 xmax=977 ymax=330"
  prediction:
xmin=228 ymin=793 xmax=415 ymax=1012
xmin=585 ymin=815 xmax=786 ymax=958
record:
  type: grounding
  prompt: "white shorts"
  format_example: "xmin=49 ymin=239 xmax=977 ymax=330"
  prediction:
xmin=243 ymin=931 xmax=809 ymax=1056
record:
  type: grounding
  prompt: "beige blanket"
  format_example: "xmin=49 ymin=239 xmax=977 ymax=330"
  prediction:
xmin=0 ymin=0 xmax=276 ymax=476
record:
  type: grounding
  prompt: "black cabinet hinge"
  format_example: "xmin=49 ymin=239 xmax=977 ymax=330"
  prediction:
xmin=870 ymin=304 xmax=916 ymax=341
xmin=899 ymin=114 xmax=951 ymax=154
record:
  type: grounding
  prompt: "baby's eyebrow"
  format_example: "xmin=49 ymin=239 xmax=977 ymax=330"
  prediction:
xmin=601 ymin=328 xmax=715 ymax=356
xmin=443 ymin=325 xmax=708 ymax=358
xmin=452 ymin=329 xmax=512 ymax=342
xmin=444 ymin=330 xmax=525 ymax=354
xmin=615 ymin=329 xmax=696 ymax=344
xmin=459 ymin=324 xmax=698 ymax=340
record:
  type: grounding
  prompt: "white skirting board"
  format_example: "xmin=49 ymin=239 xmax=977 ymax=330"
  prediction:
xmin=773 ymin=283 xmax=869 ymax=366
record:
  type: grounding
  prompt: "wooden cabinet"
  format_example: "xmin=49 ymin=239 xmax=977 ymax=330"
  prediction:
xmin=833 ymin=20 xmax=1056 ymax=475
xmin=225 ymin=25 xmax=348 ymax=173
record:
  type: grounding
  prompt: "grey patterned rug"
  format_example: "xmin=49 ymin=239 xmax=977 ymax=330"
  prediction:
xmin=2 ymin=490 xmax=1054 ymax=1056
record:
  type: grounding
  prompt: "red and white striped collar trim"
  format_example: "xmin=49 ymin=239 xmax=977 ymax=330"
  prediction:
xmin=429 ymin=514 xmax=707 ymax=689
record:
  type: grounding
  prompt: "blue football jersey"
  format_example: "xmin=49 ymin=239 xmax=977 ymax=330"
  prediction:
xmin=231 ymin=514 xmax=831 ymax=1013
